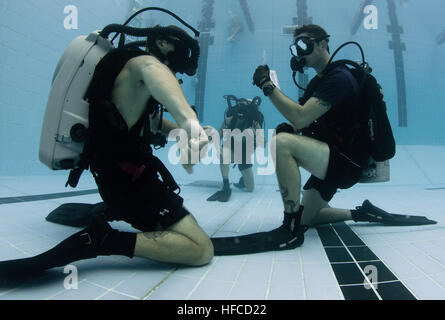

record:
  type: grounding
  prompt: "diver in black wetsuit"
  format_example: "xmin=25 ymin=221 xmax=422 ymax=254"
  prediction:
xmin=253 ymin=23 xmax=437 ymax=235
xmin=206 ymin=95 xmax=265 ymax=202
xmin=214 ymin=23 xmax=437 ymax=256
xmin=0 ymin=24 xmax=215 ymax=280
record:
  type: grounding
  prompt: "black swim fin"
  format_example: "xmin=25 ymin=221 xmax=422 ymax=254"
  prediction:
xmin=206 ymin=188 xmax=232 ymax=202
xmin=46 ymin=202 xmax=107 ymax=227
xmin=211 ymin=225 xmax=307 ymax=256
xmin=1 ymin=214 xmax=118 ymax=278
xmin=211 ymin=232 xmax=269 ymax=256
xmin=354 ymin=200 xmax=437 ymax=226
xmin=384 ymin=213 xmax=437 ymax=226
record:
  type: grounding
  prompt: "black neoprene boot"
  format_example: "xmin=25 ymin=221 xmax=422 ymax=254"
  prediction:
xmin=0 ymin=214 xmax=136 ymax=278
xmin=265 ymin=206 xmax=308 ymax=250
xmin=351 ymin=199 xmax=399 ymax=223
xmin=207 ymin=188 xmax=232 ymax=202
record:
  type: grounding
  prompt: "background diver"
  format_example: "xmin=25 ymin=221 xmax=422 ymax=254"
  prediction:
xmin=207 ymin=95 xmax=265 ymax=202
xmin=226 ymin=9 xmax=243 ymax=42
xmin=0 ymin=23 xmax=215 ymax=280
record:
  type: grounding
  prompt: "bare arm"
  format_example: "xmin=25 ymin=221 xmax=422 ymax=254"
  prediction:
xmin=132 ymin=56 xmax=198 ymax=128
xmin=130 ymin=56 xmax=208 ymax=171
xmin=161 ymin=118 xmax=179 ymax=135
xmin=265 ymin=82 xmax=331 ymax=130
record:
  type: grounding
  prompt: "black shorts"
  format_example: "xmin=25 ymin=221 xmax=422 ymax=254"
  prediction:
xmin=94 ymin=164 xmax=189 ymax=232
xmin=303 ymin=146 xmax=363 ymax=202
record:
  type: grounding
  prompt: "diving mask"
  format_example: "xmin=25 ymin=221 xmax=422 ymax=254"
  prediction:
xmin=290 ymin=35 xmax=330 ymax=57
xmin=289 ymin=35 xmax=330 ymax=74
xmin=152 ymin=27 xmax=200 ymax=76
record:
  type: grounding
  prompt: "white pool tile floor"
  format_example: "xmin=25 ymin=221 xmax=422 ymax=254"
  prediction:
xmin=0 ymin=145 xmax=445 ymax=300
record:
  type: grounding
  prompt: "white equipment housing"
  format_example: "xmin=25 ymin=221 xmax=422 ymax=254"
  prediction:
xmin=360 ymin=159 xmax=390 ymax=183
xmin=39 ymin=31 xmax=114 ymax=170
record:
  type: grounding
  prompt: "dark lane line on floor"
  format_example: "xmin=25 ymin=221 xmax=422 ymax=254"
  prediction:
xmin=316 ymin=222 xmax=417 ymax=300
xmin=0 ymin=189 xmax=99 ymax=204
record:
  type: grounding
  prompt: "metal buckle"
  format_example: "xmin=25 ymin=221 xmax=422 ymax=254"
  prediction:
xmin=80 ymin=232 xmax=92 ymax=245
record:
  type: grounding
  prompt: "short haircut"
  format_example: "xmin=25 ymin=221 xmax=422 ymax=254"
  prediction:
xmin=294 ymin=24 xmax=330 ymax=53
xmin=145 ymin=25 xmax=189 ymax=51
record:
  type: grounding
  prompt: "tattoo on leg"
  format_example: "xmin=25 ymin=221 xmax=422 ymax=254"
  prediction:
xmin=279 ymin=184 xmax=289 ymax=199
xmin=143 ymin=231 xmax=169 ymax=241
xmin=285 ymin=200 xmax=298 ymax=213
xmin=279 ymin=184 xmax=298 ymax=213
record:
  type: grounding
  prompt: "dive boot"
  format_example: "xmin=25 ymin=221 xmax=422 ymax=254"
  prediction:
xmin=234 ymin=177 xmax=245 ymax=189
xmin=264 ymin=208 xmax=308 ymax=251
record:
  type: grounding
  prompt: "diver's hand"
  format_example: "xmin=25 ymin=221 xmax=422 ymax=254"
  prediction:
xmin=253 ymin=65 xmax=271 ymax=88
xmin=177 ymin=120 xmax=211 ymax=174
xmin=179 ymin=138 xmax=208 ymax=174
xmin=202 ymin=125 xmax=217 ymax=143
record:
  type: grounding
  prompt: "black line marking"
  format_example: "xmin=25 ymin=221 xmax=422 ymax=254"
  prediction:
xmin=317 ymin=222 xmax=416 ymax=300
xmin=0 ymin=189 xmax=99 ymax=204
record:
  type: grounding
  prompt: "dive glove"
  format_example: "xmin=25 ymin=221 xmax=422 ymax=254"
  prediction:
xmin=253 ymin=65 xmax=272 ymax=88
xmin=275 ymin=122 xmax=296 ymax=135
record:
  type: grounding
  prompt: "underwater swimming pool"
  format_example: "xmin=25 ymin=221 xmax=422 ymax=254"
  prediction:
xmin=1 ymin=0 xmax=445 ymax=301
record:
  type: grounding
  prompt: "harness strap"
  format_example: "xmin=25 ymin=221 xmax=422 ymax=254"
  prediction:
xmin=151 ymin=155 xmax=181 ymax=194
xmin=66 ymin=165 xmax=86 ymax=188
xmin=120 ymin=154 xmax=180 ymax=194
xmin=132 ymin=97 xmax=163 ymax=151
xmin=121 ymin=162 xmax=147 ymax=182
xmin=66 ymin=102 xmax=99 ymax=188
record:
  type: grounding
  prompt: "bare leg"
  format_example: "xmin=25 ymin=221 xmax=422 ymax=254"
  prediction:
xmin=220 ymin=163 xmax=230 ymax=180
xmin=272 ymin=133 xmax=330 ymax=213
xmin=312 ymin=208 xmax=352 ymax=226
xmin=219 ymin=144 xmax=231 ymax=181
xmin=240 ymin=167 xmax=255 ymax=192
xmin=301 ymin=188 xmax=352 ymax=226
xmin=219 ymin=145 xmax=231 ymax=187
xmin=0 ymin=212 xmax=213 ymax=277
xmin=133 ymin=214 xmax=214 ymax=266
